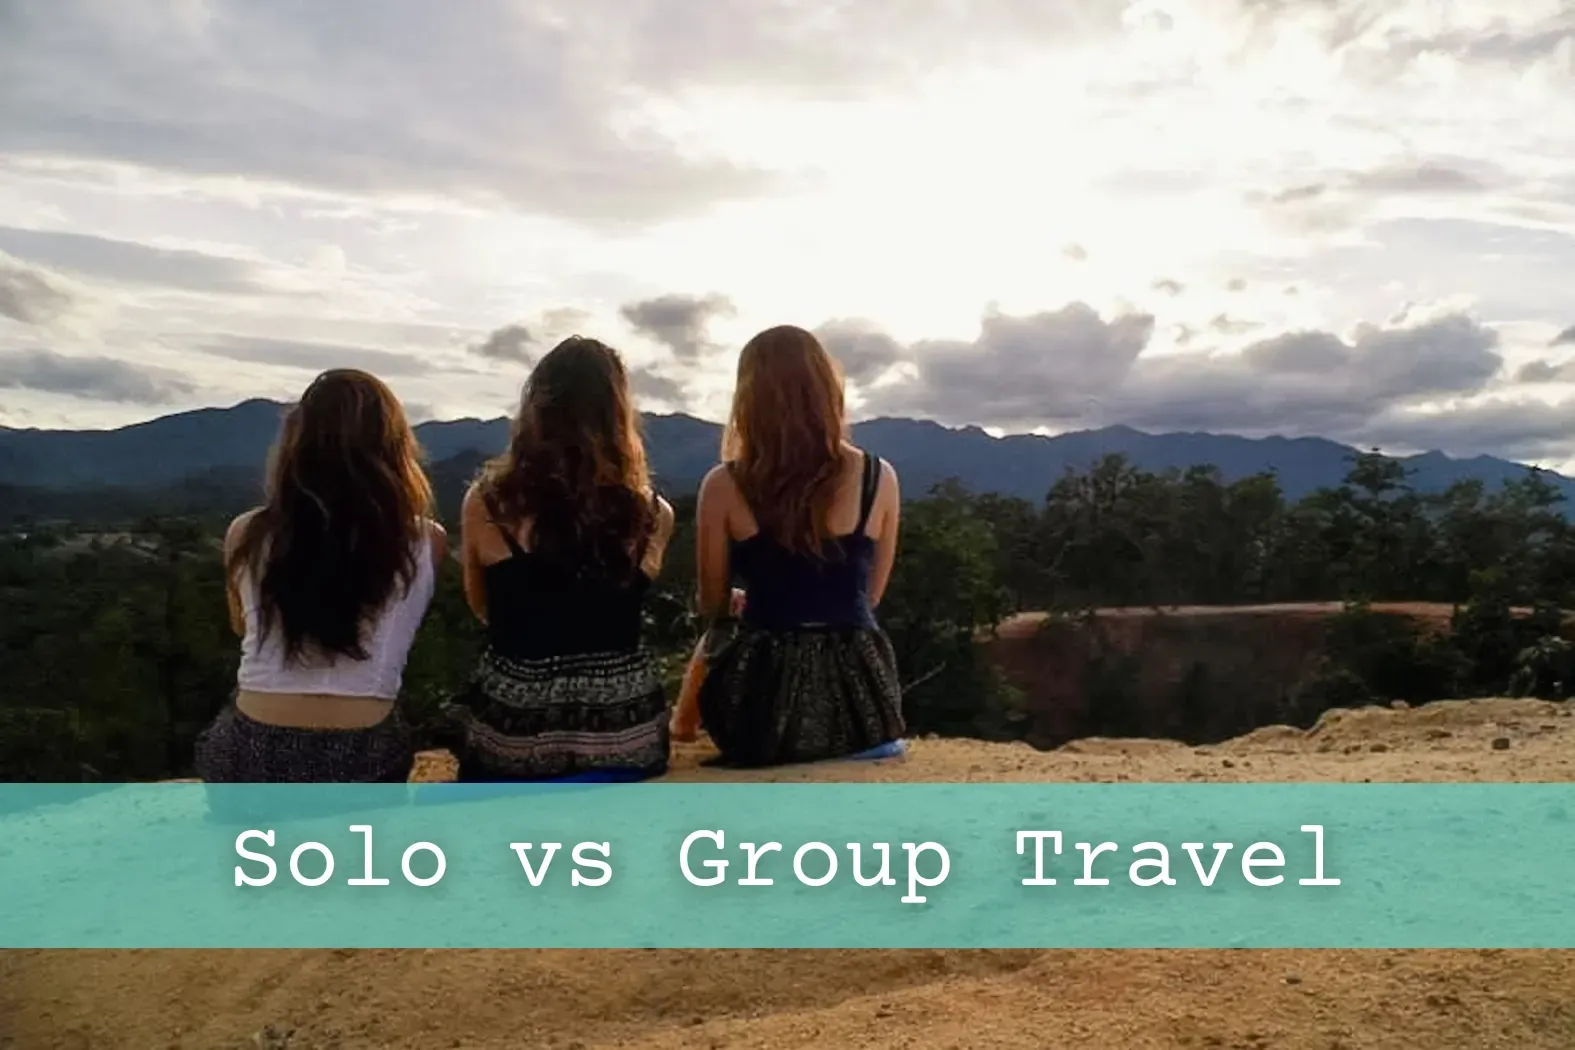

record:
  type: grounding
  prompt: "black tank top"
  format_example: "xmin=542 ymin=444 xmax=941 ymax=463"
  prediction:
xmin=481 ymin=495 xmax=653 ymax=660
xmin=730 ymin=450 xmax=883 ymax=631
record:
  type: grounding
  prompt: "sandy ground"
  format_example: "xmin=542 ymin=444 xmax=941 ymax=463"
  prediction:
xmin=5 ymin=697 xmax=1575 ymax=1050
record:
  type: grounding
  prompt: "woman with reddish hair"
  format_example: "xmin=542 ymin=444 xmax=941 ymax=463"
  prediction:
xmin=443 ymin=336 xmax=675 ymax=781
xmin=675 ymin=325 xmax=906 ymax=766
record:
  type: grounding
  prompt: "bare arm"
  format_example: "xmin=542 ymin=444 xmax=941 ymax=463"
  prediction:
xmin=641 ymin=496 xmax=677 ymax=578
xmin=427 ymin=520 xmax=449 ymax=569
xmin=695 ymin=466 xmax=733 ymax=620
xmin=459 ymin=485 xmax=490 ymax=625
xmin=869 ymin=462 xmax=901 ymax=608
xmin=222 ymin=510 xmax=257 ymax=637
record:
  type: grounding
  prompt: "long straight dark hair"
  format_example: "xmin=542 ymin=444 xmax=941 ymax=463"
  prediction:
xmin=479 ymin=336 xmax=655 ymax=582
xmin=228 ymin=369 xmax=433 ymax=663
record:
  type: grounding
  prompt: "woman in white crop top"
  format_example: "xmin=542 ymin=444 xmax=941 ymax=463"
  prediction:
xmin=194 ymin=369 xmax=446 ymax=783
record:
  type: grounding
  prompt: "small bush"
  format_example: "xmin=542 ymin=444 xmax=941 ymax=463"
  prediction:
xmin=1283 ymin=662 xmax=1375 ymax=728
xmin=1509 ymin=636 xmax=1575 ymax=700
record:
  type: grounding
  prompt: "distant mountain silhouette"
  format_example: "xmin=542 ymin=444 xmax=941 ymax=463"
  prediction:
xmin=2 ymin=399 xmax=1571 ymax=518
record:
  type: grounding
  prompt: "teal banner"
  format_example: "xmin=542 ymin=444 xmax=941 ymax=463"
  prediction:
xmin=2 ymin=783 xmax=1572 ymax=948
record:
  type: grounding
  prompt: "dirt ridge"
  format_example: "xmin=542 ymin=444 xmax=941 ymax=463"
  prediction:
xmin=4 ymin=696 xmax=1574 ymax=1050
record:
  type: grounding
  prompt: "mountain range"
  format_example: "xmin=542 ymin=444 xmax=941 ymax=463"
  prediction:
xmin=1 ymin=399 xmax=1570 ymax=521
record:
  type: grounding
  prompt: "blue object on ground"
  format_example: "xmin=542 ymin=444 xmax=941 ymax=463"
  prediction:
xmin=843 ymin=739 xmax=908 ymax=762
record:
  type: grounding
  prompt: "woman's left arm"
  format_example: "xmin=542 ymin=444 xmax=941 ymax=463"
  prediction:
xmin=459 ymin=485 xmax=490 ymax=624
xmin=222 ymin=510 xmax=256 ymax=637
xmin=869 ymin=462 xmax=901 ymax=608
xmin=695 ymin=466 xmax=733 ymax=620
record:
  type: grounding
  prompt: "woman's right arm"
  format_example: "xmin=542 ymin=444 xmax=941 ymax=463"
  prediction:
xmin=459 ymin=484 xmax=490 ymax=625
xmin=869 ymin=462 xmax=901 ymax=608
xmin=695 ymin=466 xmax=733 ymax=620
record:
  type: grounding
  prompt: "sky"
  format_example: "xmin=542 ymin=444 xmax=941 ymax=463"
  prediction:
xmin=2 ymin=0 xmax=1575 ymax=466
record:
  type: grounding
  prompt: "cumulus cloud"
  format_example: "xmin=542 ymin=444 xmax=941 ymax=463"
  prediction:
xmin=629 ymin=366 xmax=687 ymax=405
xmin=814 ymin=318 xmax=907 ymax=385
xmin=0 ymin=348 xmax=193 ymax=404
xmin=0 ymin=252 xmax=81 ymax=325
xmin=0 ymin=226 xmax=268 ymax=294
xmin=470 ymin=324 xmax=537 ymax=363
xmin=1108 ymin=312 xmax=1503 ymax=435
xmin=620 ymin=293 xmax=734 ymax=360
xmin=1365 ymin=397 xmax=1575 ymax=462
xmin=1152 ymin=278 xmax=1185 ymax=296
xmin=1552 ymin=325 xmax=1575 ymax=348
xmin=859 ymin=303 xmax=1155 ymax=427
xmin=835 ymin=299 xmax=1505 ymax=444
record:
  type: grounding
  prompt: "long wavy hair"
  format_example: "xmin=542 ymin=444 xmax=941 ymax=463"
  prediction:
xmin=722 ymin=325 xmax=848 ymax=558
xmin=479 ymin=336 xmax=655 ymax=582
xmin=229 ymin=369 xmax=433 ymax=664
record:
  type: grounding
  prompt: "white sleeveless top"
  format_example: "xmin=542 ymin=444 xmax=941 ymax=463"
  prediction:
xmin=235 ymin=529 xmax=437 ymax=700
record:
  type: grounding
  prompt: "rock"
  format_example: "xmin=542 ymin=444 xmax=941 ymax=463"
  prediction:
xmin=1390 ymin=700 xmax=1409 ymax=710
xmin=1426 ymin=729 xmax=1452 ymax=740
xmin=1222 ymin=759 xmax=1236 ymax=769
xmin=1369 ymin=743 xmax=1389 ymax=753
xmin=1284 ymin=974 xmax=1303 ymax=985
xmin=252 ymin=1025 xmax=294 ymax=1050
xmin=1492 ymin=737 xmax=1511 ymax=751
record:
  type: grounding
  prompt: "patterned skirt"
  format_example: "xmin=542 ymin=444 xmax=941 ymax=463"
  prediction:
xmin=194 ymin=704 xmax=414 ymax=784
xmin=442 ymin=648 xmax=670 ymax=781
xmin=697 ymin=625 xmax=906 ymax=768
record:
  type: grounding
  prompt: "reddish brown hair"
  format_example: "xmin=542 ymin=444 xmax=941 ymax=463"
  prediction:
xmin=722 ymin=325 xmax=847 ymax=557
xmin=480 ymin=336 xmax=655 ymax=581
xmin=230 ymin=369 xmax=433 ymax=663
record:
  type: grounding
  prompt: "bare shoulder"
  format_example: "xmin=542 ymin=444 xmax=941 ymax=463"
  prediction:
xmin=879 ymin=456 xmax=900 ymax=493
xmin=699 ymin=463 xmax=736 ymax=502
xmin=461 ymin=481 xmax=491 ymax=523
xmin=426 ymin=519 xmax=449 ymax=563
xmin=224 ymin=507 xmax=261 ymax=553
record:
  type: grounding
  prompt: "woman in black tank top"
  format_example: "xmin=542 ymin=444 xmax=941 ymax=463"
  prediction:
xmin=687 ymin=325 xmax=906 ymax=767
xmin=440 ymin=337 xmax=676 ymax=781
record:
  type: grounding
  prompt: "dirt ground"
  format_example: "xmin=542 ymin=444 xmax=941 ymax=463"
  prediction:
xmin=5 ymin=697 xmax=1575 ymax=1050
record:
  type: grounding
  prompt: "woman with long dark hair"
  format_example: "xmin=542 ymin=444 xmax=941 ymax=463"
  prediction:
xmin=195 ymin=369 xmax=444 ymax=782
xmin=676 ymin=324 xmax=906 ymax=766
xmin=442 ymin=336 xmax=675 ymax=780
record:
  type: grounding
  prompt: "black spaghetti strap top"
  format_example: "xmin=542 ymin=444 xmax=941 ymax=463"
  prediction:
xmin=730 ymin=450 xmax=884 ymax=631
xmin=481 ymin=494 xmax=655 ymax=661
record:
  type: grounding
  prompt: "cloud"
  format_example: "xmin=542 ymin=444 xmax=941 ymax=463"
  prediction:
xmin=847 ymin=301 xmax=1504 ymax=443
xmin=814 ymin=318 xmax=907 ymax=385
xmin=1107 ymin=312 xmax=1503 ymax=435
xmin=1152 ymin=279 xmax=1185 ymax=296
xmin=1365 ymin=397 xmax=1575 ymax=462
xmin=1515 ymin=359 xmax=1573 ymax=384
xmin=1347 ymin=162 xmax=1490 ymax=196
xmin=1063 ymin=243 xmax=1088 ymax=262
xmin=0 ymin=348 xmax=193 ymax=404
xmin=0 ymin=252 xmax=81 ymax=325
xmin=629 ymin=366 xmax=687 ymax=405
xmin=470 ymin=324 xmax=537 ymax=363
xmin=620 ymin=293 xmax=735 ymax=360
xmin=0 ymin=3 xmax=779 ymax=228
xmin=1210 ymin=314 xmax=1258 ymax=335
xmin=1552 ymin=326 xmax=1575 ymax=348
xmin=0 ymin=226 xmax=268 ymax=294
xmin=197 ymin=335 xmax=432 ymax=376
xmin=0 ymin=2 xmax=1114 ymax=228
xmin=862 ymin=302 xmax=1156 ymax=427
